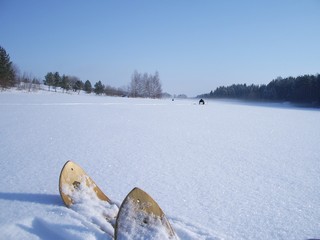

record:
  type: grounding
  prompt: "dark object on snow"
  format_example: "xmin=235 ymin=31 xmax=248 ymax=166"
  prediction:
xmin=199 ymin=99 xmax=205 ymax=105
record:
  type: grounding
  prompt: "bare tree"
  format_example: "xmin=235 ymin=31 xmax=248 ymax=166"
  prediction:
xmin=130 ymin=70 xmax=141 ymax=97
xmin=16 ymin=72 xmax=40 ymax=91
xmin=150 ymin=71 xmax=162 ymax=98
xmin=129 ymin=70 xmax=162 ymax=98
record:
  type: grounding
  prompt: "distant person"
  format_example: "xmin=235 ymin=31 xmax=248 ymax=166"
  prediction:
xmin=199 ymin=99 xmax=205 ymax=105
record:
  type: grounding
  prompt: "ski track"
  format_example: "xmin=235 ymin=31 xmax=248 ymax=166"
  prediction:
xmin=1 ymin=90 xmax=320 ymax=239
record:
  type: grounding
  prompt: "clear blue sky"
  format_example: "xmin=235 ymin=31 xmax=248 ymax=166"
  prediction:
xmin=1 ymin=0 xmax=319 ymax=97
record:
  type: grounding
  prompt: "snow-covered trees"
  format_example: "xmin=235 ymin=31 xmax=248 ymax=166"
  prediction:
xmin=129 ymin=71 xmax=162 ymax=98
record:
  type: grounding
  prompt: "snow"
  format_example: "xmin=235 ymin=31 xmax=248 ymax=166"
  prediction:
xmin=115 ymin=197 xmax=172 ymax=240
xmin=61 ymin=176 xmax=118 ymax=236
xmin=1 ymin=90 xmax=320 ymax=239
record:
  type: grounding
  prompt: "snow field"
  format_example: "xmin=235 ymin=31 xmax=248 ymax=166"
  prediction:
xmin=0 ymin=91 xmax=320 ymax=239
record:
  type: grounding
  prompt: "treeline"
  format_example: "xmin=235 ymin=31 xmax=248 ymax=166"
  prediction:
xmin=44 ymin=72 xmax=85 ymax=93
xmin=1 ymin=45 xmax=163 ymax=98
xmin=43 ymin=72 xmax=127 ymax=96
xmin=42 ymin=70 xmax=164 ymax=98
xmin=198 ymin=75 xmax=320 ymax=106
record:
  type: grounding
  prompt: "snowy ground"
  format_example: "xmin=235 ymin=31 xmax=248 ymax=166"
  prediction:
xmin=0 ymin=90 xmax=319 ymax=240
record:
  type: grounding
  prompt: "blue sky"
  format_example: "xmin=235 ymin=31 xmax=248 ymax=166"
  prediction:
xmin=1 ymin=0 xmax=319 ymax=97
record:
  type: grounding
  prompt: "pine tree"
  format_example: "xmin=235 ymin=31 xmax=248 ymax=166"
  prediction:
xmin=0 ymin=46 xmax=15 ymax=89
xmin=74 ymin=80 xmax=83 ymax=94
xmin=94 ymin=81 xmax=104 ymax=95
xmin=61 ymin=75 xmax=70 ymax=92
xmin=44 ymin=72 xmax=54 ymax=91
xmin=84 ymin=80 xmax=92 ymax=93
xmin=53 ymin=72 xmax=61 ymax=92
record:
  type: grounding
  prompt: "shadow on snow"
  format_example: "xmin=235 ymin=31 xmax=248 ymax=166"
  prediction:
xmin=17 ymin=217 xmax=108 ymax=240
xmin=0 ymin=192 xmax=61 ymax=205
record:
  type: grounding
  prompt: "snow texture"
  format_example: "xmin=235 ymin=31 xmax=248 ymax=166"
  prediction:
xmin=61 ymin=176 xmax=118 ymax=236
xmin=0 ymin=90 xmax=320 ymax=239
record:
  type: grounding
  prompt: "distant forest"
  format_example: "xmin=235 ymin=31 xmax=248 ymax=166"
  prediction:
xmin=198 ymin=74 xmax=320 ymax=106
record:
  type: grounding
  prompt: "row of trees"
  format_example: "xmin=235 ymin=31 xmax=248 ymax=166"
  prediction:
xmin=198 ymin=75 xmax=320 ymax=106
xmin=43 ymin=72 xmax=129 ymax=96
xmin=1 ymin=46 xmax=163 ymax=98
xmin=91 ymin=80 xmax=127 ymax=96
xmin=45 ymin=71 xmax=126 ymax=96
xmin=44 ymin=72 xmax=85 ymax=93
